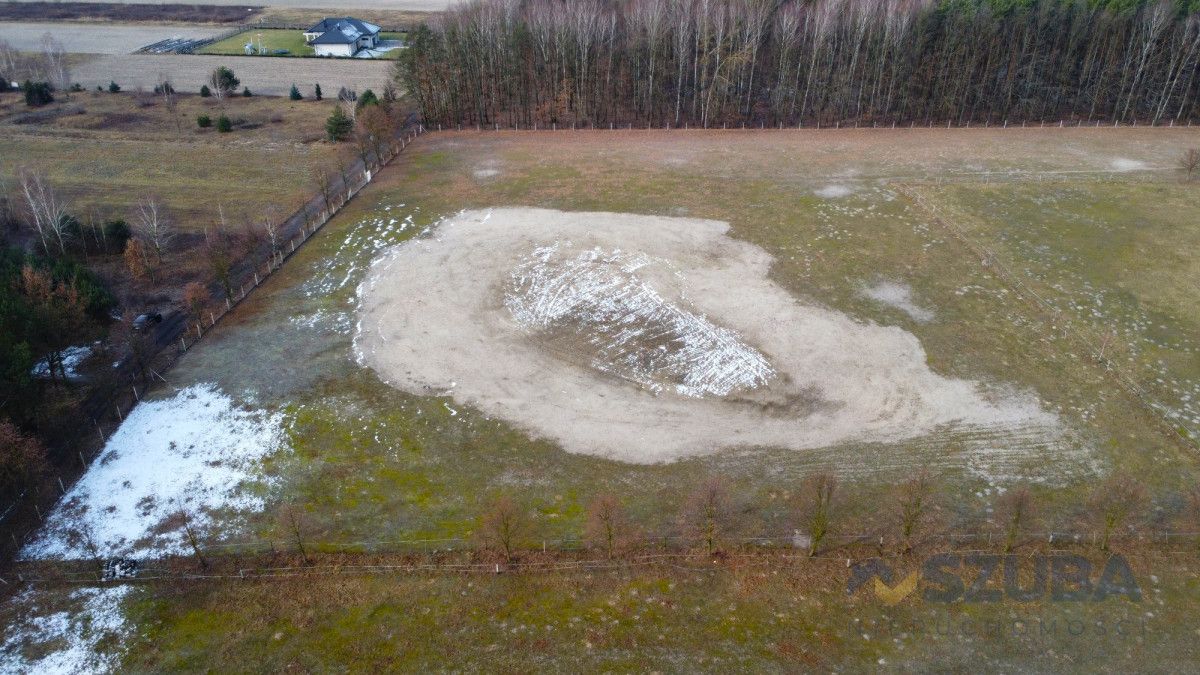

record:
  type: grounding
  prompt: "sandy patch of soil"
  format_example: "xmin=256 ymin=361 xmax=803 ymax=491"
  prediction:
xmin=355 ymin=208 xmax=1056 ymax=463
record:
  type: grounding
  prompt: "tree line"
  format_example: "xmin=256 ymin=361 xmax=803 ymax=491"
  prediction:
xmin=398 ymin=0 xmax=1200 ymax=128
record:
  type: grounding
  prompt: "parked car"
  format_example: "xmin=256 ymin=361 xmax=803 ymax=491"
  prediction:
xmin=132 ymin=312 xmax=163 ymax=333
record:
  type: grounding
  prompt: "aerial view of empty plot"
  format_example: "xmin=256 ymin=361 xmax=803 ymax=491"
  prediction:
xmin=2 ymin=0 xmax=1200 ymax=671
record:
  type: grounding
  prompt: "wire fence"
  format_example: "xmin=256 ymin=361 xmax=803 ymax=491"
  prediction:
xmin=8 ymin=529 xmax=1200 ymax=587
xmin=3 ymin=117 xmax=1197 ymax=576
xmin=430 ymin=116 xmax=1197 ymax=132
xmin=0 ymin=119 xmax=427 ymax=565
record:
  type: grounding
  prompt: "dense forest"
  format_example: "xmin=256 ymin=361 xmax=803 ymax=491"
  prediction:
xmin=398 ymin=0 xmax=1200 ymax=127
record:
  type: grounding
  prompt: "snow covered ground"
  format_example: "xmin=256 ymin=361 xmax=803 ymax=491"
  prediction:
xmin=0 ymin=586 xmax=131 ymax=675
xmin=21 ymin=384 xmax=285 ymax=560
xmin=30 ymin=344 xmax=96 ymax=380
xmin=506 ymin=244 xmax=774 ymax=397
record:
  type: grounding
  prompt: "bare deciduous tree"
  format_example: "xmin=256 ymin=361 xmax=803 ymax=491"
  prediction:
xmin=40 ymin=33 xmax=69 ymax=91
xmin=801 ymin=471 xmax=837 ymax=556
xmin=261 ymin=205 xmax=281 ymax=251
xmin=17 ymin=166 xmax=70 ymax=255
xmin=1180 ymin=148 xmax=1200 ymax=181
xmin=1088 ymin=475 xmax=1146 ymax=552
xmin=895 ymin=468 xmax=934 ymax=553
xmin=477 ymin=495 xmax=530 ymax=560
xmin=182 ymin=281 xmax=209 ymax=320
xmin=277 ymin=503 xmax=315 ymax=564
xmin=401 ymin=0 xmax=1200 ymax=130
xmin=680 ymin=476 xmax=730 ymax=555
xmin=134 ymin=197 xmax=172 ymax=264
xmin=584 ymin=493 xmax=632 ymax=559
xmin=995 ymin=485 xmax=1037 ymax=553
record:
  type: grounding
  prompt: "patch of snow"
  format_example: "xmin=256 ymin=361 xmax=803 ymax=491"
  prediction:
xmin=861 ymin=281 xmax=935 ymax=323
xmin=506 ymin=243 xmax=774 ymax=397
xmin=30 ymin=344 xmax=95 ymax=379
xmin=21 ymin=384 xmax=284 ymax=559
xmin=815 ymin=184 xmax=854 ymax=198
xmin=1110 ymin=158 xmax=1147 ymax=171
xmin=0 ymin=586 xmax=131 ymax=675
xmin=473 ymin=168 xmax=500 ymax=179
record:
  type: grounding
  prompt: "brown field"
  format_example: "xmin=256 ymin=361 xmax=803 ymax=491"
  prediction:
xmin=0 ymin=20 xmax=228 ymax=54
xmin=65 ymin=53 xmax=393 ymax=97
xmin=0 ymin=2 xmax=261 ymax=24
xmin=0 ymin=88 xmax=348 ymax=232
xmin=257 ymin=6 xmax=433 ymax=30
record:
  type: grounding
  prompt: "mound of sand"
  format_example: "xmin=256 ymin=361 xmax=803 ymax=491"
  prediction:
xmin=355 ymin=208 xmax=1055 ymax=463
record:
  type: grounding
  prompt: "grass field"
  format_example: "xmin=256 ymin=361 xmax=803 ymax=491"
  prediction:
xmin=198 ymin=29 xmax=406 ymax=59
xmin=0 ymin=20 xmax=227 ymax=54
xmin=3 ymin=547 xmax=1197 ymax=671
xmin=92 ymin=126 xmax=1192 ymax=552
xmin=5 ymin=127 xmax=1200 ymax=670
xmin=0 ymin=89 xmax=347 ymax=232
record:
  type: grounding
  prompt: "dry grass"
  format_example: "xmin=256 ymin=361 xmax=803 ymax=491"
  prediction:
xmin=257 ymin=7 xmax=435 ymax=30
xmin=66 ymin=53 xmax=393 ymax=97
xmin=0 ymin=89 xmax=348 ymax=232
xmin=0 ymin=2 xmax=261 ymax=24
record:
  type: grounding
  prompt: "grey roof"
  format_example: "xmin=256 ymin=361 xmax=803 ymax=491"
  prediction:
xmin=306 ymin=17 xmax=381 ymax=45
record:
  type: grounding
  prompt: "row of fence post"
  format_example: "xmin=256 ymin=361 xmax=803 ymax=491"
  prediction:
xmin=437 ymin=117 xmax=1196 ymax=132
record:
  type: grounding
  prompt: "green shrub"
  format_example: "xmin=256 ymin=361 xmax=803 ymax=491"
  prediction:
xmin=216 ymin=115 xmax=232 ymax=133
xmin=107 ymin=81 xmax=120 ymax=93
xmin=356 ymin=89 xmax=379 ymax=111
xmin=197 ymin=114 xmax=212 ymax=128
xmin=22 ymin=81 xmax=53 ymax=107
xmin=241 ymin=87 xmax=252 ymax=97
xmin=314 ymin=83 xmax=322 ymax=100
xmin=289 ymin=84 xmax=302 ymax=101
xmin=325 ymin=105 xmax=353 ymax=141
xmin=200 ymin=84 xmax=211 ymax=97
xmin=102 ymin=219 xmax=131 ymax=252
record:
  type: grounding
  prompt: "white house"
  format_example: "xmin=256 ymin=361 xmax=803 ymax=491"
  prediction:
xmin=303 ymin=17 xmax=381 ymax=57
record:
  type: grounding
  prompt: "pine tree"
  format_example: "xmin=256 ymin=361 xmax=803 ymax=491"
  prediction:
xmin=314 ymin=83 xmax=323 ymax=101
xmin=325 ymin=105 xmax=353 ymax=141
xmin=289 ymin=84 xmax=303 ymax=101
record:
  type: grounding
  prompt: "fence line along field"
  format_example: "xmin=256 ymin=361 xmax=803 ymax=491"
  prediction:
xmin=27 ymin=125 xmax=1189 ymax=563
xmin=3 ymin=119 xmax=1200 ymax=669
